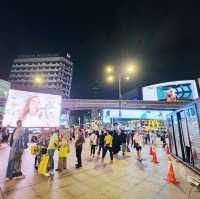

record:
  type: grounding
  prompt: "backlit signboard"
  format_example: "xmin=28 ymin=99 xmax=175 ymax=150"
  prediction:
xmin=3 ymin=89 xmax=61 ymax=127
xmin=142 ymin=80 xmax=198 ymax=101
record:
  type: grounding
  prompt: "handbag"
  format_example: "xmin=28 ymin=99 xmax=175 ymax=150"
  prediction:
xmin=59 ymin=144 xmax=69 ymax=158
xmin=31 ymin=145 xmax=39 ymax=155
xmin=38 ymin=155 xmax=49 ymax=175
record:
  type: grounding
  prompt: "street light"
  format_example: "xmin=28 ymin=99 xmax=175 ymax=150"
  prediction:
xmin=33 ymin=75 xmax=45 ymax=86
xmin=105 ymin=63 xmax=137 ymax=117
xmin=126 ymin=64 xmax=135 ymax=73
xmin=125 ymin=76 xmax=130 ymax=81
xmin=105 ymin=65 xmax=113 ymax=74
xmin=106 ymin=75 xmax=115 ymax=83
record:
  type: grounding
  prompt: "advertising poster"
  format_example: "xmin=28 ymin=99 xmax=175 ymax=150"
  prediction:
xmin=3 ymin=89 xmax=61 ymax=127
xmin=103 ymin=109 xmax=172 ymax=123
xmin=142 ymin=80 xmax=199 ymax=101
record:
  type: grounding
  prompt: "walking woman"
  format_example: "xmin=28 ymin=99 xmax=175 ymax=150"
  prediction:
xmin=133 ymin=131 xmax=143 ymax=161
xmin=6 ymin=120 xmax=25 ymax=180
xmin=89 ymin=131 xmax=98 ymax=158
xmin=56 ymin=131 xmax=70 ymax=172
xmin=47 ymin=130 xmax=59 ymax=176
xmin=112 ymin=131 xmax=121 ymax=159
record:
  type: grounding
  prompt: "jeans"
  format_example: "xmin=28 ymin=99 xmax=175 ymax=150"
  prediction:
xmin=102 ymin=146 xmax=113 ymax=160
xmin=90 ymin=145 xmax=96 ymax=156
xmin=98 ymin=145 xmax=104 ymax=156
xmin=122 ymin=143 xmax=126 ymax=154
xmin=76 ymin=148 xmax=82 ymax=166
xmin=48 ymin=149 xmax=55 ymax=172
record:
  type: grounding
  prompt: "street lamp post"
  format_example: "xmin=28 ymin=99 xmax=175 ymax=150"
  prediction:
xmin=118 ymin=73 xmax=122 ymax=117
xmin=105 ymin=63 xmax=137 ymax=119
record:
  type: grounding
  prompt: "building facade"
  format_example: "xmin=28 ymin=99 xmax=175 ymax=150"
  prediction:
xmin=9 ymin=54 xmax=73 ymax=98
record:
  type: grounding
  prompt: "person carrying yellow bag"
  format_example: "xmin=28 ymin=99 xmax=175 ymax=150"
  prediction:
xmin=56 ymin=132 xmax=70 ymax=172
xmin=38 ymin=154 xmax=49 ymax=175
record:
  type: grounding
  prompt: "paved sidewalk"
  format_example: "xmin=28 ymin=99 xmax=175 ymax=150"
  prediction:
xmin=0 ymin=141 xmax=199 ymax=199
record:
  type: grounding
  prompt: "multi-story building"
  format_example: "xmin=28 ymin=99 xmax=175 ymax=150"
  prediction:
xmin=9 ymin=54 xmax=73 ymax=98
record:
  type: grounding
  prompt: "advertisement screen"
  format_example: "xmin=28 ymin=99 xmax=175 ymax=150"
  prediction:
xmin=142 ymin=80 xmax=198 ymax=101
xmin=0 ymin=79 xmax=10 ymax=98
xmin=3 ymin=89 xmax=61 ymax=127
xmin=103 ymin=109 xmax=172 ymax=123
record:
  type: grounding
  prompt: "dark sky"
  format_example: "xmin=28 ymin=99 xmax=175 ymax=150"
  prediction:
xmin=0 ymin=1 xmax=200 ymax=99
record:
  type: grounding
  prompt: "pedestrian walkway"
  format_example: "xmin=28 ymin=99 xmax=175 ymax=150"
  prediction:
xmin=0 ymin=141 xmax=199 ymax=199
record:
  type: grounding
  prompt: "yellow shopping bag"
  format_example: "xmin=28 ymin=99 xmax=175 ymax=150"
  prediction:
xmin=59 ymin=144 xmax=70 ymax=158
xmin=38 ymin=155 xmax=49 ymax=175
xmin=31 ymin=145 xmax=39 ymax=155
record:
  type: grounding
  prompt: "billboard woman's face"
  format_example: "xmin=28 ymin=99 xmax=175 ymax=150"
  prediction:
xmin=29 ymin=97 xmax=40 ymax=114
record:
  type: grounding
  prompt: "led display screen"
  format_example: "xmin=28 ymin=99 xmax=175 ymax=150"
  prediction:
xmin=103 ymin=109 xmax=172 ymax=123
xmin=3 ymin=89 xmax=61 ymax=127
xmin=142 ymin=80 xmax=198 ymax=101
xmin=0 ymin=79 xmax=10 ymax=98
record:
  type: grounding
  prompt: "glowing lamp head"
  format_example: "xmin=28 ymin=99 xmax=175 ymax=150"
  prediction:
xmin=107 ymin=75 xmax=114 ymax=83
xmin=126 ymin=65 xmax=135 ymax=73
xmin=105 ymin=65 xmax=113 ymax=73
xmin=125 ymin=76 xmax=130 ymax=81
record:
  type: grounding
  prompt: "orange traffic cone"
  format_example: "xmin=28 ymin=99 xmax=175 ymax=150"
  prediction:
xmin=149 ymin=146 xmax=153 ymax=155
xmin=151 ymin=150 xmax=159 ymax=164
xmin=165 ymin=162 xmax=179 ymax=184
xmin=165 ymin=145 xmax=170 ymax=155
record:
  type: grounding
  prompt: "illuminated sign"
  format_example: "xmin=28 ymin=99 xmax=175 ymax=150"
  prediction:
xmin=103 ymin=109 xmax=172 ymax=123
xmin=3 ymin=89 xmax=61 ymax=127
xmin=0 ymin=79 xmax=10 ymax=98
xmin=142 ymin=80 xmax=198 ymax=101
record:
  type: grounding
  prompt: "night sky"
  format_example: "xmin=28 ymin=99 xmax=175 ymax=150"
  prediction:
xmin=0 ymin=1 xmax=200 ymax=99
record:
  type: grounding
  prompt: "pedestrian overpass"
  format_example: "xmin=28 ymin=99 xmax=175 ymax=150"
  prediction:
xmin=0 ymin=97 xmax=190 ymax=111
xmin=62 ymin=99 xmax=189 ymax=110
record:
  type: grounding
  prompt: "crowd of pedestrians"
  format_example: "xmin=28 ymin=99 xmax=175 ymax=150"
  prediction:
xmin=2 ymin=120 xmax=167 ymax=181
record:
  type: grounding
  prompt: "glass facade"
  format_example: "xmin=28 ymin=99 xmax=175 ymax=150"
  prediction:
xmin=166 ymin=116 xmax=176 ymax=155
xmin=172 ymin=114 xmax=183 ymax=159
xmin=167 ymin=100 xmax=200 ymax=173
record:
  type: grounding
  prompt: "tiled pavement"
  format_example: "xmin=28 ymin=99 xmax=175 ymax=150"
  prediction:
xmin=0 ymin=140 xmax=200 ymax=199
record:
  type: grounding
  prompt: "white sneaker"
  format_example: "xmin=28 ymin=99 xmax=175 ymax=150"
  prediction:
xmin=44 ymin=173 xmax=50 ymax=177
xmin=15 ymin=175 xmax=25 ymax=179
xmin=50 ymin=171 xmax=55 ymax=176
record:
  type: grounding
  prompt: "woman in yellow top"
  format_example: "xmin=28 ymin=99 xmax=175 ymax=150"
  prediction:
xmin=56 ymin=130 xmax=70 ymax=172
xmin=102 ymin=131 xmax=113 ymax=163
xmin=47 ymin=130 xmax=59 ymax=176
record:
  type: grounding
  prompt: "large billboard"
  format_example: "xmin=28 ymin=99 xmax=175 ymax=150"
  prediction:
xmin=0 ymin=79 xmax=10 ymax=98
xmin=142 ymin=80 xmax=199 ymax=101
xmin=103 ymin=109 xmax=172 ymax=123
xmin=3 ymin=89 xmax=61 ymax=127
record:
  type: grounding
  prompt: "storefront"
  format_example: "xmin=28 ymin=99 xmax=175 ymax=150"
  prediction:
xmin=167 ymin=99 xmax=200 ymax=173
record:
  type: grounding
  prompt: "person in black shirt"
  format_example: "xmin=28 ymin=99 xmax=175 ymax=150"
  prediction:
xmin=112 ymin=130 xmax=121 ymax=159
xmin=120 ymin=130 xmax=127 ymax=157
xmin=98 ymin=130 xmax=105 ymax=157
xmin=75 ymin=135 xmax=85 ymax=168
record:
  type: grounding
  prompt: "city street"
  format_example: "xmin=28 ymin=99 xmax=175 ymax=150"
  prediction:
xmin=0 ymin=140 xmax=199 ymax=199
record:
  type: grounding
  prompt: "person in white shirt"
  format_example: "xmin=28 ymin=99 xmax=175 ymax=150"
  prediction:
xmin=89 ymin=131 xmax=98 ymax=158
xmin=133 ymin=131 xmax=143 ymax=161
